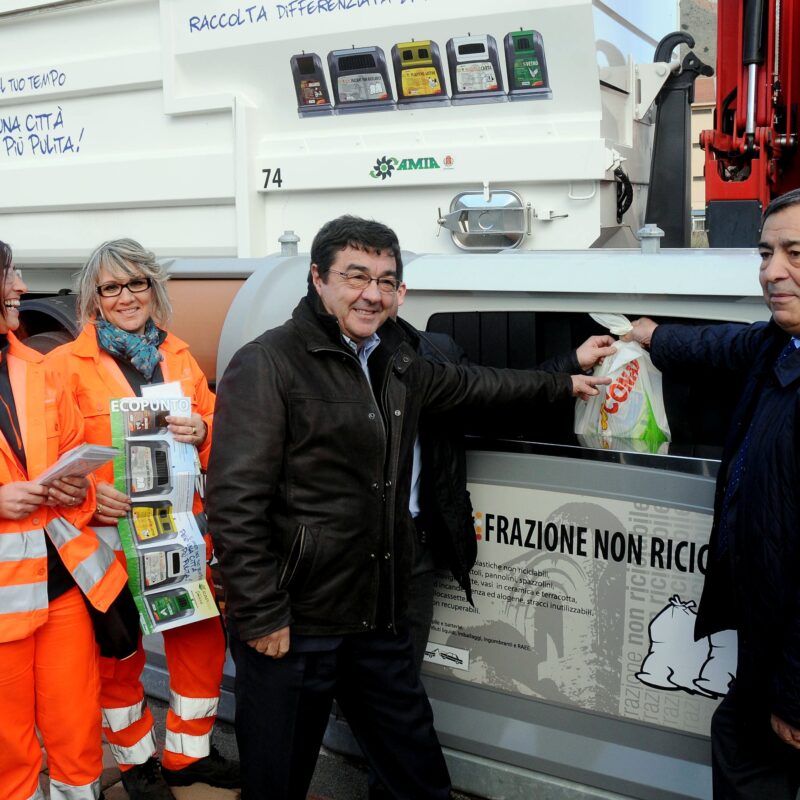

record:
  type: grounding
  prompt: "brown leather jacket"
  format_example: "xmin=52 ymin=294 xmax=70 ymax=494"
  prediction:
xmin=208 ymin=291 xmax=572 ymax=641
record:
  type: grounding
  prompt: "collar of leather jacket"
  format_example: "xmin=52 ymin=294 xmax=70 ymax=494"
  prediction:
xmin=393 ymin=316 xmax=422 ymax=352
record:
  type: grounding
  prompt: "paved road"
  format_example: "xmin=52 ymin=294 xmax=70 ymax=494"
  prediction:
xmin=38 ymin=696 xmax=482 ymax=800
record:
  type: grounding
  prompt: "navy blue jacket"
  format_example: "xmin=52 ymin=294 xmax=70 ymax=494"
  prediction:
xmin=651 ymin=320 xmax=800 ymax=724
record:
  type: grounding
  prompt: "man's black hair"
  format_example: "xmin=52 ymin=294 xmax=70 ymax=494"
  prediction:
xmin=308 ymin=215 xmax=403 ymax=287
xmin=762 ymin=188 xmax=800 ymax=228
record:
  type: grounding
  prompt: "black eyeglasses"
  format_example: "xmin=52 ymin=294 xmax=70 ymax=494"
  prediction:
xmin=96 ymin=277 xmax=152 ymax=298
xmin=329 ymin=270 xmax=399 ymax=293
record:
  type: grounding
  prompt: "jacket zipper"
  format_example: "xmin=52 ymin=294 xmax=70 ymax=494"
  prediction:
xmin=380 ymin=354 xmax=404 ymax=632
xmin=311 ymin=343 xmax=386 ymax=629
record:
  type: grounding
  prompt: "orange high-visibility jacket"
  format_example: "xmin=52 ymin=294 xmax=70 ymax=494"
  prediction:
xmin=48 ymin=324 xmax=215 ymax=515
xmin=0 ymin=332 xmax=128 ymax=643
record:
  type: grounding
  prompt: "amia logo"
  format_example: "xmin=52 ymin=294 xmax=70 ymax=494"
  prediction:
xmin=370 ymin=154 xmax=441 ymax=179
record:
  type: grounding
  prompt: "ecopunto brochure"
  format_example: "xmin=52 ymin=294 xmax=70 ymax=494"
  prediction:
xmin=110 ymin=394 xmax=217 ymax=634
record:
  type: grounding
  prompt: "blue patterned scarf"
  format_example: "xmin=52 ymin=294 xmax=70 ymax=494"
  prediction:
xmin=95 ymin=318 xmax=166 ymax=380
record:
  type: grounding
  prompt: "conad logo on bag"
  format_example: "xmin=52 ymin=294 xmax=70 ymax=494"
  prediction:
xmin=600 ymin=359 xmax=640 ymax=430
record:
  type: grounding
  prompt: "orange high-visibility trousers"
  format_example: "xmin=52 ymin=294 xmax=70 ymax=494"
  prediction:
xmin=100 ymin=613 xmax=226 ymax=771
xmin=0 ymin=587 xmax=103 ymax=800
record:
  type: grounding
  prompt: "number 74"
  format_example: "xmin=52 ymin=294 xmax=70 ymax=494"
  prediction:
xmin=262 ymin=168 xmax=283 ymax=189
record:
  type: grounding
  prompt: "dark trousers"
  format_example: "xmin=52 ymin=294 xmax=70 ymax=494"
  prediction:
xmin=231 ymin=626 xmax=451 ymax=800
xmin=369 ymin=535 xmax=437 ymax=799
xmin=711 ymin=684 xmax=800 ymax=799
xmin=405 ymin=538 xmax=436 ymax=672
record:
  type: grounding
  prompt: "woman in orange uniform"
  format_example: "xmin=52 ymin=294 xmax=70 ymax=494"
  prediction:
xmin=0 ymin=240 xmax=128 ymax=800
xmin=48 ymin=239 xmax=238 ymax=800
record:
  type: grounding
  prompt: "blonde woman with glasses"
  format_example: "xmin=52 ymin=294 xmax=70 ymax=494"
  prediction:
xmin=47 ymin=239 xmax=238 ymax=800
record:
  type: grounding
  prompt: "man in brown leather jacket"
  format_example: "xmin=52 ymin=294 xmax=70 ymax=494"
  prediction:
xmin=207 ymin=215 xmax=608 ymax=800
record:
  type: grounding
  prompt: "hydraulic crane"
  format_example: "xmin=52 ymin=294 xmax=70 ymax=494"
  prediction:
xmin=702 ymin=0 xmax=800 ymax=245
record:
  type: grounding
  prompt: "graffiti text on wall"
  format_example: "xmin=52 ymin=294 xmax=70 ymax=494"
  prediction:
xmin=188 ymin=0 xmax=420 ymax=32
xmin=0 ymin=70 xmax=66 ymax=96
xmin=1 ymin=106 xmax=85 ymax=158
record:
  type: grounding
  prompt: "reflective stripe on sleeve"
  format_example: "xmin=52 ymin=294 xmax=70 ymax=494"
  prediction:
xmin=107 ymin=728 xmax=157 ymax=767
xmin=45 ymin=518 xmax=83 ymax=548
xmin=70 ymin=543 xmax=116 ymax=596
xmin=49 ymin=777 xmax=102 ymax=800
xmin=0 ymin=580 xmax=47 ymax=614
xmin=95 ymin=525 xmax=122 ymax=551
xmin=169 ymin=690 xmax=218 ymax=721
xmin=101 ymin=698 xmax=146 ymax=733
xmin=45 ymin=517 xmax=117 ymax=595
xmin=164 ymin=729 xmax=211 ymax=760
xmin=0 ymin=529 xmax=45 ymax=561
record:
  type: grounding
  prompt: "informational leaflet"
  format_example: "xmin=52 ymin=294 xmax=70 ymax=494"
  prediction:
xmin=110 ymin=395 xmax=218 ymax=634
xmin=35 ymin=443 xmax=118 ymax=486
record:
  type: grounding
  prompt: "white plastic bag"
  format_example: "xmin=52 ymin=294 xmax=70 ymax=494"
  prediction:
xmin=574 ymin=313 xmax=670 ymax=452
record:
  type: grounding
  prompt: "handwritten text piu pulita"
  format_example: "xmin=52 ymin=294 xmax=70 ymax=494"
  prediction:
xmin=1 ymin=106 xmax=85 ymax=158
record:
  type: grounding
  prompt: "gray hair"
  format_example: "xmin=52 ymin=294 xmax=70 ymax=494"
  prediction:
xmin=762 ymin=188 xmax=800 ymax=229
xmin=77 ymin=238 xmax=172 ymax=328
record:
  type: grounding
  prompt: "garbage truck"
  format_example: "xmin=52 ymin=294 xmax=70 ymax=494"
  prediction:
xmin=0 ymin=1 xmax=768 ymax=798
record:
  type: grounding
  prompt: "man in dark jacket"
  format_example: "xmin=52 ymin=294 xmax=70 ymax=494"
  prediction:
xmin=392 ymin=290 xmax=615 ymax=670
xmin=626 ymin=189 xmax=800 ymax=799
xmin=207 ymin=216 xmax=608 ymax=800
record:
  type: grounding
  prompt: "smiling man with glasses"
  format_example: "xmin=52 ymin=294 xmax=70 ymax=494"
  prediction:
xmin=207 ymin=215 xmax=609 ymax=800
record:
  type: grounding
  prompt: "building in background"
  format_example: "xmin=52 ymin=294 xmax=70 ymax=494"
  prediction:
xmin=685 ymin=0 xmax=717 ymax=237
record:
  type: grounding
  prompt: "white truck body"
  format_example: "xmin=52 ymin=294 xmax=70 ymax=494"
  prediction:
xmin=1 ymin=0 xmax=678 ymax=288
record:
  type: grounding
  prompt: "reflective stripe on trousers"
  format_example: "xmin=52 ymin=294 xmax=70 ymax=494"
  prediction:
xmin=25 ymin=786 xmax=45 ymax=800
xmin=49 ymin=776 xmax=102 ymax=800
xmin=164 ymin=729 xmax=211 ymax=759
xmin=107 ymin=728 xmax=157 ymax=767
xmin=102 ymin=698 xmax=146 ymax=733
xmin=169 ymin=689 xmax=218 ymax=721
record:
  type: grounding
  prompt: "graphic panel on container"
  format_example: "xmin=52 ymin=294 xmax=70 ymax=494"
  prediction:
xmin=446 ymin=34 xmax=505 ymax=105
xmin=505 ymin=28 xmax=552 ymax=99
xmin=425 ymin=483 xmax=734 ymax=737
xmin=290 ymin=52 xmax=333 ymax=116
xmin=328 ymin=46 xmax=395 ymax=113
xmin=391 ymin=39 xmax=448 ymax=106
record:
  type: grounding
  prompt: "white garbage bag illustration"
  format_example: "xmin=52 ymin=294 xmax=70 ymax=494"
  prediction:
xmin=636 ymin=595 xmax=732 ymax=697
xmin=695 ymin=628 xmax=737 ymax=697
